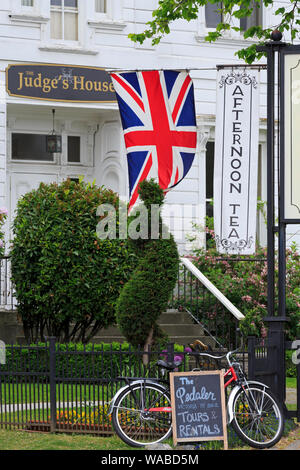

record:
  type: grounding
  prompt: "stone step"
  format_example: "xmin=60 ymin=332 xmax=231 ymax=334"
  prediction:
xmin=159 ymin=310 xmax=195 ymax=325
xmin=160 ymin=323 xmax=204 ymax=336
xmin=13 ymin=309 xmax=215 ymax=348
xmin=91 ymin=335 xmax=214 ymax=347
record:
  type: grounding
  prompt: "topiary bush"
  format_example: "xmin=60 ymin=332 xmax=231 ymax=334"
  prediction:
xmin=115 ymin=179 xmax=179 ymax=355
xmin=11 ymin=179 xmax=135 ymax=343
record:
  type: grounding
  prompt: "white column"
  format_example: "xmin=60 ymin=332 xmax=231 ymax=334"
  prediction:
xmin=0 ymin=68 xmax=7 ymax=251
xmin=0 ymin=69 xmax=7 ymax=208
xmin=185 ymin=121 xmax=211 ymax=251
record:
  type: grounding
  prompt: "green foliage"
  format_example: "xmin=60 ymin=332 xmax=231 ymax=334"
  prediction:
xmin=286 ymin=350 xmax=297 ymax=378
xmin=2 ymin=341 xmax=188 ymax=382
xmin=11 ymin=179 xmax=135 ymax=344
xmin=190 ymin=218 xmax=300 ymax=341
xmin=0 ymin=207 xmax=8 ymax=257
xmin=115 ymin=180 xmax=180 ymax=349
xmin=128 ymin=0 xmax=299 ymax=63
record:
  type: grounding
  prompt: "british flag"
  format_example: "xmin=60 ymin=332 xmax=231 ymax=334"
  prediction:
xmin=111 ymin=70 xmax=197 ymax=212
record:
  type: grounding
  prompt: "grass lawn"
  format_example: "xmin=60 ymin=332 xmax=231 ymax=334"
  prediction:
xmin=0 ymin=382 xmax=115 ymax=404
xmin=0 ymin=429 xmax=134 ymax=451
xmin=286 ymin=377 xmax=297 ymax=388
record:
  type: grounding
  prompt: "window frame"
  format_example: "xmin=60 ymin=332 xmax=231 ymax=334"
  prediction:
xmin=10 ymin=132 xmax=56 ymax=164
xmin=240 ymin=1 xmax=263 ymax=32
xmin=95 ymin=0 xmax=107 ymax=16
xmin=10 ymin=0 xmax=43 ymax=18
xmin=50 ymin=0 xmax=80 ymax=43
xmin=200 ymin=1 xmax=263 ymax=39
xmin=21 ymin=0 xmax=34 ymax=7
xmin=204 ymin=2 xmax=223 ymax=29
xmin=67 ymin=135 xmax=81 ymax=164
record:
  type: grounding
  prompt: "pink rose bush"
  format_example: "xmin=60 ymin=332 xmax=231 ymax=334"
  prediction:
xmin=186 ymin=217 xmax=300 ymax=341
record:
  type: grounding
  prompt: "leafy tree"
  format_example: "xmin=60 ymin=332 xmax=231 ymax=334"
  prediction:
xmin=129 ymin=0 xmax=298 ymax=63
xmin=11 ymin=179 xmax=135 ymax=344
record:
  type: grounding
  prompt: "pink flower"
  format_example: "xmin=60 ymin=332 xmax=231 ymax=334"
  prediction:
xmin=242 ymin=295 xmax=252 ymax=303
xmin=261 ymin=326 xmax=268 ymax=338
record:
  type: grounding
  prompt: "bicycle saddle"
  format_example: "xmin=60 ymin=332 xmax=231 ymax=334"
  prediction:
xmin=156 ymin=359 xmax=182 ymax=371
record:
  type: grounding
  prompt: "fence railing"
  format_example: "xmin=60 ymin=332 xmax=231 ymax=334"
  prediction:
xmin=170 ymin=258 xmax=245 ymax=349
xmin=248 ymin=337 xmax=300 ymax=422
xmin=0 ymin=338 xmax=298 ymax=436
xmin=0 ymin=339 xmax=248 ymax=435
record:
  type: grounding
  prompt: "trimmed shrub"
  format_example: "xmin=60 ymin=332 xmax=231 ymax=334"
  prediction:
xmin=115 ymin=180 xmax=179 ymax=352
xmin=2 ymin=342 xmax=188 ymax=382
xmin=11 ymin=179 xmax=135 ymax=343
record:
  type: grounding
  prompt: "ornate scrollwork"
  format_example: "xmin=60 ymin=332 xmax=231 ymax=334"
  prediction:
xmin=215 ymin=235 xmax=254 ymax=254
xmin=219 ymin=71 xmax=257 ymax=89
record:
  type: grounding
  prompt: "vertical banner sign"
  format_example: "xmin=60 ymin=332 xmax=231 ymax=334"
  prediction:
xmin=282 ymin=51 xmax=300 ymax=221
xmin=214 ymin=70 xmax=260 ymax=254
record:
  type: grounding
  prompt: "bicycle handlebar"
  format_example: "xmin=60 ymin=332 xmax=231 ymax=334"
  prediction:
xmin=190 ymin=348 xmax=241 ymax=366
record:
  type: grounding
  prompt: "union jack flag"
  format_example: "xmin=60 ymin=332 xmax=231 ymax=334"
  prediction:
xmin=111 ymin=70 xmax=197 ymax=212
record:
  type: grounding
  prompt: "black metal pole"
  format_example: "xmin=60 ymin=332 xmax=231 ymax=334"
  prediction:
xmin=256 ymin=40 xmax=276 ymax=320
xmin=256 ymin=32 xmax=288 ymax=406
xmin=257 ymin=32 xmax=287 ymax=324
xmin=47 ymin=337 xmax=57 ymax=433
xmin=267 ymin=43 xmax=276 ymax=320
xmin=278 ymin=47 xmax=287 ymax=320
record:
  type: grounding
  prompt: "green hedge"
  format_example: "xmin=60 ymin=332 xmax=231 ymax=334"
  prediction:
xmin=10 ymin=179 xmax=135 ymax=344
xmin=2 ymin=342 xmax=188 ymax=381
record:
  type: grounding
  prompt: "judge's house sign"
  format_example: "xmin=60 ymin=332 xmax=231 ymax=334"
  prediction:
xmin=282 ymin=49 xmax=300 ymax=222
xmin=6 ymin=63 xmax=116 ymax=103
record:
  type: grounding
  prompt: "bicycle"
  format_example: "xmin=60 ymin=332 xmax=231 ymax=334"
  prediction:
xmin=108 ymin=344 xmax=285 ymax=449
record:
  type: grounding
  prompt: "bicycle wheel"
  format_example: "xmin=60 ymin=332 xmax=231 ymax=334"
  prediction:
xmin=112 ymin=382 xmax=172 ymax=447
xmin=231 ymin=385 xmax=284 ymax=449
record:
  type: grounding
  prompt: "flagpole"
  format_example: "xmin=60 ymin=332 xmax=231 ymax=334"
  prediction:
xmin=106 ymin=65 xmax=267 ymax=73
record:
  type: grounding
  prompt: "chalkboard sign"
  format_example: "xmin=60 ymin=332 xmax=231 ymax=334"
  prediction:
xmin=170 ymin=370 xmax=228 ymax=449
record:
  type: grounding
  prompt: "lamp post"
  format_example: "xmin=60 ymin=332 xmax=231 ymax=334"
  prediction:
xmin=256 ymin=31 xmax=288 ymax=406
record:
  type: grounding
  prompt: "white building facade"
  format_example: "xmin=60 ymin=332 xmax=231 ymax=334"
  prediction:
xmin=0 ymin=0 xmax=299 ymax=252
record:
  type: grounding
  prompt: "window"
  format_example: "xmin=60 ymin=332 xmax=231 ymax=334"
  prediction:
xmin=240 ymin=1 xmax=262 ymax=31
xmin=12 ymin=134 xmax=54 ymax=162
xmin=21 ymin=0 xmax=34 ymax=6
xmin=205 ymin=2 xmax=222 ymax=28
xmin=205 ymin=1 xmax=262 ymax=30
xmin=68 ymin=136 xmax=80 ymax=163
xmin=50 ymin=0 xmax=78 ymax=41
xmin=95 ymin=0 xmax=106 ymax=13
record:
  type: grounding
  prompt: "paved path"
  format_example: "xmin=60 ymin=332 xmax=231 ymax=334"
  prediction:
xmin=286 ymin=388 xmax=297 ymax=405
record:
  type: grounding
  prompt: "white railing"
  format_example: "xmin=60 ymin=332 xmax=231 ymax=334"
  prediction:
xmin=180 ymin=257 xmax=245 ymax=321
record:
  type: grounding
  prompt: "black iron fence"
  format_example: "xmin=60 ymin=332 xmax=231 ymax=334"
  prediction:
xmin=248 ymin=336 xmax=300 ymax=422
xmin=0 ymin=338 xmax=248 ymax=435
xmin=0 ymin=338 xmax=298 ymax=436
